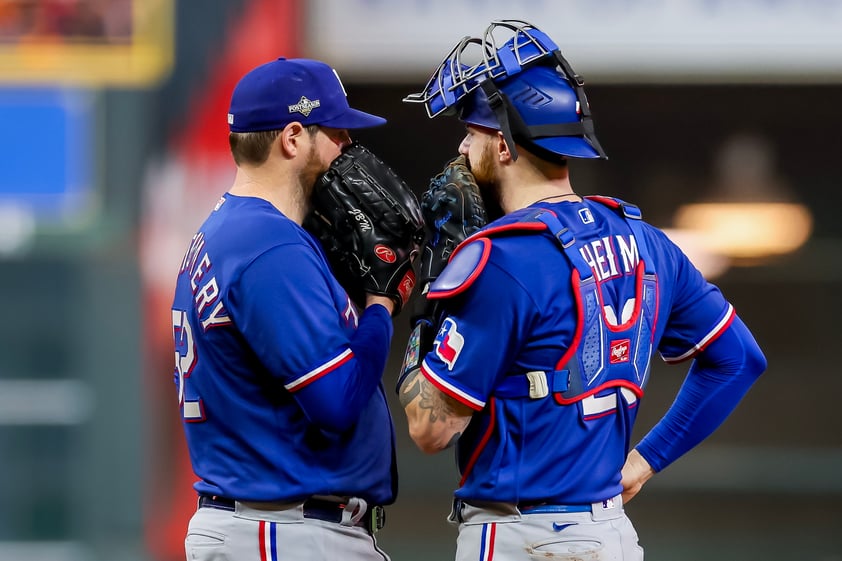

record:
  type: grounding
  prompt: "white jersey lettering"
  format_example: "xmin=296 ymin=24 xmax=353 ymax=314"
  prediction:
xmin=578 ymin=235 xmax=639 ymax=281
xmin=172 ymin=309 xmax=196 ymax=405
xmin=190 ymin=253 xmax=212 ymax=292
xmin=593 ymin=239 xmax=611 ymax=280
xmin=195 ymin=277 xmax=220 ymax=316
xmin=602 ymin=236 xmax=619 ymax=277
xmin=579 ymin=244 xmax=597 ymax=276
xmin=617 ymin=235 xmax=639 ymax=274
xmin=201 ymin=300 xmax=231 ymax=330
xmin=342 ymin=297 xmax=359 ymax=328
xmin=180 ymin=232 xmax=205 ymax=275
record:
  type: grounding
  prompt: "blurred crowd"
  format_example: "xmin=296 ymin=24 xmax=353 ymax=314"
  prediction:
xmin=0 ymin=0 xmax=132 ymax=42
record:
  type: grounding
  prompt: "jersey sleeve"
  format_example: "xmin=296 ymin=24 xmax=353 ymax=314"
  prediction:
xmin=636 ymin=314 xmax=766 ymax=471
xmin=655 ymin=231 xmax=735 ymax=363
xmin=228 ymin=242 xmax=395 ymax=432
xmin=228 ymin=242 xmax=355 ymax=389
xmin=421 ymin=257 xmax=536 ymax=411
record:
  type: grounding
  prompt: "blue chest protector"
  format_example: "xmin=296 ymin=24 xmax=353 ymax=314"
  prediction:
xmin=432 ymin=197 xmax=659 ymax=409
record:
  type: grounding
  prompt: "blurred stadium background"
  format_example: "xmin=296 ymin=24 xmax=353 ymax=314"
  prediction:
xmin=0 ymin=1 xmax=840 ymax=560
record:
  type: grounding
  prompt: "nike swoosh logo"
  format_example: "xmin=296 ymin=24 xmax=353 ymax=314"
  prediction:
xmin=553 ymin=522 xmax=575 ymax=532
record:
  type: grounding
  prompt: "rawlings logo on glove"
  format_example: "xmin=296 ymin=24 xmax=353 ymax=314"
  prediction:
xmin=303 ymin=143 xmax=425 ymax=316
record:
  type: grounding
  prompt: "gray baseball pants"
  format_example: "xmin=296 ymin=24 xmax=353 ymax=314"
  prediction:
xmin=185 ymin=497 xmax=390 ymax=561
xmin=449 ymin=495 xmax=644 ymax=560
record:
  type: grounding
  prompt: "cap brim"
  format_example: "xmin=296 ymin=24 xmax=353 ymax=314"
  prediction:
xmin=533 ymin=136 xmax=601 ymax=159
xmin=318 ymin=108 xmax=386 ymax=129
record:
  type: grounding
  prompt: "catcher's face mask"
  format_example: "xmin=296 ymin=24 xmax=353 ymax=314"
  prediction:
xmin=403 ymin=19 xmax=606 ymax=161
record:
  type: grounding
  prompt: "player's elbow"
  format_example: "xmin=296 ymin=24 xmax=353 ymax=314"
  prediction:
xmin=701 ymin=315 xmax=768 ymax=382
xmin=403 ymin=380 xmax=472 ymax=453
xmin=744 ymin=337 xmax=767 ymax=380
xmin=405 ymin=411 xmax=452 ymax=454
xmin=407 ymin=414 xmax=466 ymax=454
xmin=409 ymin=425 xmax=452 ymax=454
xmin=733 ymin=316 xmax=768 ymax=381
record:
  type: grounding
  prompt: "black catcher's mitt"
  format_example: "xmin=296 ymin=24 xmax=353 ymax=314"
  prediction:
xmin=304 ymin=143 xmax=425 ymax=315
xmin=398 ymin=155 xmax=488 ymax=391
xmin=416 ymin=155 xmax=488 ymax=298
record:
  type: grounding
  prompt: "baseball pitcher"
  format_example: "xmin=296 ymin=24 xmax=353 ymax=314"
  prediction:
xmin=172 ymin=57 xmax=422 ymax=561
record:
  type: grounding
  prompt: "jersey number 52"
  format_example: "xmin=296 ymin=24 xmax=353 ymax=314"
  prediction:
xmin=172 ymin=309 xmax=204 ymax=422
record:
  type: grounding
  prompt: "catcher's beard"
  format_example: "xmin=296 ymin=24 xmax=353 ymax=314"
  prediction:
xmin=467 ymin=142 xmax=504 ymax=221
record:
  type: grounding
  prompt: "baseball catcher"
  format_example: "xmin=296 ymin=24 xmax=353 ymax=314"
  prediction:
xmin=304 ymin=142 xmax=425 ymax=315
xmin=394 ymin=18 xmax=767 ymax=561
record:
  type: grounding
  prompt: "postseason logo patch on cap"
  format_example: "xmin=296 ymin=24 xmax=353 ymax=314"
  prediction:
xmin=288 ymin=96 xmax=321 ymax=117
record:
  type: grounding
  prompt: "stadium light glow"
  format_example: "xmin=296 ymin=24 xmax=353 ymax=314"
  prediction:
xmin=673 ymin=202 xmax=813 ymax=261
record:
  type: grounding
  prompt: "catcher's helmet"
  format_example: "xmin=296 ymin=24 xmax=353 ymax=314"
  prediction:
xmin=404 ymin=20 xmax=606 ymax=161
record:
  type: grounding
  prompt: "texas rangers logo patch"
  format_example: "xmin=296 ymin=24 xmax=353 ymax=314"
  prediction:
xmin=434 ymin=318 xmax=464 ymax=371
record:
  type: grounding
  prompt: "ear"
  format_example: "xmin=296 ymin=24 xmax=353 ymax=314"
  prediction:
xmin=279 ymin=122 xmax=308 ymax=157
xmin=496 ymin=131 xmax=514 ymax=164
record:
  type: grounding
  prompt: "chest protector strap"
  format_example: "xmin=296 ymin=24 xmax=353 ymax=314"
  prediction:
xmin=493 ymin=198 xmax=658 ymax=406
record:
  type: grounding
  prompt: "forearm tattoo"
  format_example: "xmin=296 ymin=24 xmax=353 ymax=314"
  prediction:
xmin=419 ymin=378 xmax=460 ymax=423
xmin=400 ymin=371 xmax=470 ymax=449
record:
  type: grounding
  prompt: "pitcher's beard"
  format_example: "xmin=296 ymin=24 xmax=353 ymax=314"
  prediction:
xmin=302 ymin=142 xmax=327 ymax=201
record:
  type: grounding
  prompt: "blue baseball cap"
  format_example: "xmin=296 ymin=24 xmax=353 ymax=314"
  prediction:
xmin=227 ymin=57 xmax=386 ymax=132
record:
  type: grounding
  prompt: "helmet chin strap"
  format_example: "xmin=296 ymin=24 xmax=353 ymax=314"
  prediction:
xmin=550 ymin=50 xmax=607 ymax=160
xmin=480 ymin=79 xmax=520 ymax=161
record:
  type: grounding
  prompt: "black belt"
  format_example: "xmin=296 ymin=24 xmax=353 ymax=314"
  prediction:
xmin=197 ymin=495 xmax=385 ymax=533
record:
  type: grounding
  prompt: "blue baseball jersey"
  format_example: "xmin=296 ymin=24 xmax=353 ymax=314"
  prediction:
xmin=421 ymin=197 xmax=736 ymax=505
xmin=171 ymin=193 xmax=397 ymax=504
